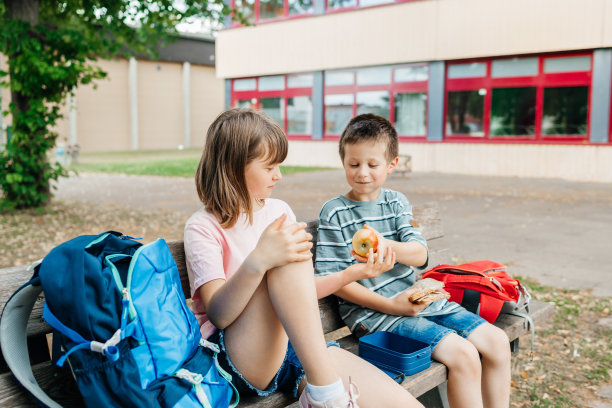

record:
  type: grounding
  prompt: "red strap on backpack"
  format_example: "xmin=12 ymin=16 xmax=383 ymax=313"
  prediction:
xmin=422 ymin=260 xmax=521 ymax=323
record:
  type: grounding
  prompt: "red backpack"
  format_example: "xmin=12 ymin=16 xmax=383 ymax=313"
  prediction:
xmin=421 ymin=260 xmax=530 ymax=324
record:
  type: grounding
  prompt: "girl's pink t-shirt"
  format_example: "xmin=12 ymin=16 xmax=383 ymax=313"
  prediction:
xmin=184 ymin=198 xmax=296 ymax=339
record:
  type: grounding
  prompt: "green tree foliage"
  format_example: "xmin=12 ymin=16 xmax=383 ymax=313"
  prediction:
xmin=0 ymin=0 xmax=229 ymax=210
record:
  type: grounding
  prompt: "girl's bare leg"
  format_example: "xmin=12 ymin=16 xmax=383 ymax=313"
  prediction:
xmin=223 ymin=259 xmax=338 ymax=389
xmin=433 ymin=333 xmax=483 ymax=408
xmin=467 ymin=324 xmax=511 ymax=408
xmin=321 ymin=347 xmax=425 ymax=408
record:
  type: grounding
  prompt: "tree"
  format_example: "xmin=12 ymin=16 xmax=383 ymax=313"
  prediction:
xmin=0 ymin=0 xmax=229 ymax=210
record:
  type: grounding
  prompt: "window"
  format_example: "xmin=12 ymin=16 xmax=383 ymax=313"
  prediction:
xmin=231 ymin=0 xmax=314 ymax=24
xmin=542 ymin=86 xmax=588 ymax=135
xmin=445 ymin=53 xmax=592 ymax=141
xmin=231 ymin=74 xmax=314 ymax=138
xmin=490 ymin=87 xmax=536 ymax=136
xmin=326 ymin=0 xmax=416 ymax=12
xmin=324 ymin=63 xmax=428 ymax=138
xmin=446 ymin=90 xmax=484 ymax=136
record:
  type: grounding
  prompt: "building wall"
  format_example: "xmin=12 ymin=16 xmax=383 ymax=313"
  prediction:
xmin=190 ymin=64 xmax=226 ymax=148
xmin=73 ymin=59 xmax=131 ymax=151
xmin=216 ymin=0 xmax=612 ymax=78
xmin=284 ymin=140 xmax=612 ymax=183
xmin=138 ymin=60 xmax=184 ymax=150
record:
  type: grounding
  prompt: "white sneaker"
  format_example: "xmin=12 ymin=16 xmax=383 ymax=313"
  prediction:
xmin=299 ymin=379 xmax=360 ymax=408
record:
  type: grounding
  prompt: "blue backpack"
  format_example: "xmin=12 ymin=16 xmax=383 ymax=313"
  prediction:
xmin=33 ymin=231 xmax=238 ymax=408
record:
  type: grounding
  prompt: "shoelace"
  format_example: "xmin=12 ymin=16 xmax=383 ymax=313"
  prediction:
xmin=347 ymin=377 xmax=360 ymax=408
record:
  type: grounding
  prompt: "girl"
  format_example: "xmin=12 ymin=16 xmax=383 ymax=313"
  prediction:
xmin=184 ymin=108 xmax=424 ymax=408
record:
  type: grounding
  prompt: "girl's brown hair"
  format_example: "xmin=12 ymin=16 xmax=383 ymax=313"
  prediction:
xmin=195 ymin=108 xmax=288 ymax=228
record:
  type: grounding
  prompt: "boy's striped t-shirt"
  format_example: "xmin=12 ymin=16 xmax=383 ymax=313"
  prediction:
xmin=315 ymin=189 xmax=460 ymax=336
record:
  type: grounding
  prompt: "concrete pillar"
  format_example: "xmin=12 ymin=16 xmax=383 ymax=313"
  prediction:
xmin=312 ymin=71 xmax=324 ymax=140
xmin=427 ymin=61 xmax=446 ymax=142
xmin=225 ymin=79 xmax=231 ymax=110
xmin=128 ymin=57 xmax=139 ymax=150
xmin=589 ymin=49 xmax=612 ymax=144
xmin=69 ymin=92 xmax=77 ymax=145
xmin=182 ymin=62 xmax=191 ymax=148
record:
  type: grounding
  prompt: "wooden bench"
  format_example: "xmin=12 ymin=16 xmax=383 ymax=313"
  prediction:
xmin=0 ymin=202 xmax=555 ymax=407
xmin=395 ymin=154 xmax=412 ymax=177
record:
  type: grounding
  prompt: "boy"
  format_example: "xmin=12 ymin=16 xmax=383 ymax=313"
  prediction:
xmin=314 ymin=114 xmax=511 ymax=408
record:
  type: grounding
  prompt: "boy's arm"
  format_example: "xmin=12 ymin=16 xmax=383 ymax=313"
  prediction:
xmin=353 ymin=194 xmax=428 ymax=268
xmin=335 ymin=282 xmax=428 ymax=317
xmin=315 ymin=247 xmax=395 ymax=298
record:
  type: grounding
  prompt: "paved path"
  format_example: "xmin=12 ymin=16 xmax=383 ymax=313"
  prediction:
xmin=55 ymin=170 xmax=612 ymax=297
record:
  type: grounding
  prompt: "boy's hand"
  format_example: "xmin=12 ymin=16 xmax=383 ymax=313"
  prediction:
xmin=388 ymin=287 xmax=430 ymax=316
xmin=351 ymin=224 xmax=389 ymax=263
xmin=347 ymin=246 xmax=396 ymax=281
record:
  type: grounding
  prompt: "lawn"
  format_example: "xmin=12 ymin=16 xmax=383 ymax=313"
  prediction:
xmin=71 ymin=148 xmax=329 ymax=177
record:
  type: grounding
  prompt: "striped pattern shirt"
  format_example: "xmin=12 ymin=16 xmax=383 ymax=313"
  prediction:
xmin=315 ymin=189 xmax=460 ymax=336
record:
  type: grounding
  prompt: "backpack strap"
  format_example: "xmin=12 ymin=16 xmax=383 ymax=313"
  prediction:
xmin=0 ymin=261 xmax=62 ymax=408
xmin=42 ymin=298 xmax=143 ymax=367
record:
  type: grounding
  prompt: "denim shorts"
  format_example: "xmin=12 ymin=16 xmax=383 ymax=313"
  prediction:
xmin=209 ymin=330 xmax=339 ymax=398
xmin=389 ymin=308 xmax=485 ymax=351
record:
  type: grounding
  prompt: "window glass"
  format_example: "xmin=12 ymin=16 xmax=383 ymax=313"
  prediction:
xmin=288 ymin=73 xmax=314 ymax=88
xmin=288 ymin=0 xmax=314 ymax=15
xmin=446 ymin=90 xmax=484 ymax=136
xmin=542 ymin=86 xmax=588 ymax=135
xmin=359 ymin=0 xmax=394 ymax=7
xmin=492 ymin=58 xmax=538 ymax=78
xmin=448 ymin=62 xmax=487 ymax=79
xmin=325 ymin=94 xmax=354 ymax=134
xmin=259 ymin=75 xmax=285 ymax=91
xmin=287 ymin=96 xmax=313 ymax=134
xmin=490 ymin=87 xmax=536 ymax=136
xmin=259 ymin=0 xmax=285 ymax=20
xmin=235 ymin=0 xmax=255 ymax=22
xmin=394 ymin=93 xmax=427 ymax=136
xmin=394 ymin=65 xmax=428 ymax=82
xmin=236 ymin=99 xmax=256 ymax=109
xmin=327 ymin=0 xmax=357 ymax=10
xmin=544 ymin=56 xmax=591 ymax=73
xmin=356 ymin=67 xmax=392 ymax=85
xmin=234 ymin=78 xmax=256 ymax=91
xmin=261 ymin=97 xmax=284 ymax=127
xmin=326 ymin=71 xmax=354 ymax=86
xmin=356 ymin=91 xmax=389 ymax=118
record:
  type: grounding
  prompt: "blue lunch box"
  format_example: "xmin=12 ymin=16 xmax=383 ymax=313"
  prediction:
xmin=358 ymin=331 xmax=432 ymax=379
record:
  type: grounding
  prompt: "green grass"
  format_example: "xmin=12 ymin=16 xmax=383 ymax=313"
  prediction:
xmin=71 ymin=149 xmax=330 ymax=177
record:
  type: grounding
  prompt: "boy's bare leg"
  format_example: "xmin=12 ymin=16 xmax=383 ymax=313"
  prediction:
xmin=467 ymin=324 xmax=511 ymax=408
xmin=433 ymin=333 xmax=484 ymax=408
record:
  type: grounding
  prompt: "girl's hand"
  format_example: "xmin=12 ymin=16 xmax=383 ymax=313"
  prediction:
xmin=249 ymin=214 xmax=313 ymax=273
xmin=347 ymin=246 xmax=396 ymax=281
xmin=351 ymin=224 xmax=389 ymax=263
xmin=388 ymin=287 xmax=430 ymax=317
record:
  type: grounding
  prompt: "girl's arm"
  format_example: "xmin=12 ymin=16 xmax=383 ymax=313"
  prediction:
xmin=200 ymin=214 xmax=313 ymax=329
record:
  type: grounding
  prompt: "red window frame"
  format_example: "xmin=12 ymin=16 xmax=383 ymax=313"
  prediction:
xmin=323 ymin=64 xmax=429 ymax=141
xmin=324 ymin=0 xmax=418 ymax=14
xmin=445 ymin=52 xmax=593 ymax=144
xmin=230 ymin=0 xmax=315 ymax=26
xmin=231 ymin=75 xmax=314 ymax=140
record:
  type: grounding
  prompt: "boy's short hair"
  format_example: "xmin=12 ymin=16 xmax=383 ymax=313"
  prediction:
xmin=339 ymin=114 xmax=399 ymax=162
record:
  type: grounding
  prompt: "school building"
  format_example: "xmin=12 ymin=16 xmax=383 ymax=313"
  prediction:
xmin=216 ymin=0 xmax=612 ymax=182
xmin=0 ymin=34 xmax=225 ymax=153
xmin=2 ymin=0 xmax=612 ymax=182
